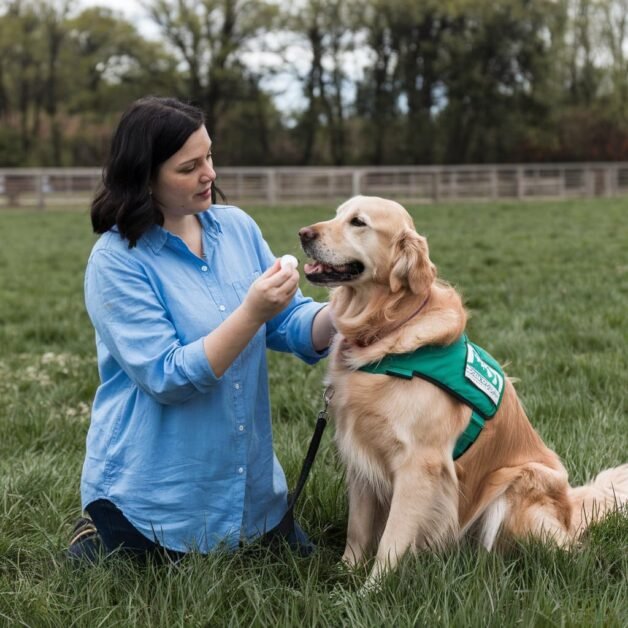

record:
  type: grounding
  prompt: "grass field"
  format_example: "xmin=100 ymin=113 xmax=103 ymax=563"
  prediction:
xmin=0 ymin=199 xmax=626 ymax=627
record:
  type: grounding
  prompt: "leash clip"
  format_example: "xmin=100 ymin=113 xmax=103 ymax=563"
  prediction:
xmin=319 ymin=385 xmax=335 ymax=420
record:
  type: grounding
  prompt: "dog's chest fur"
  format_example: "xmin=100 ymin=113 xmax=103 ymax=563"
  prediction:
xmin=327 ymin=346 xmax=466 ymax=502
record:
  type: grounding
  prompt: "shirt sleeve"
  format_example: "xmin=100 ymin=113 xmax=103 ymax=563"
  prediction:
xmin=245 ymin=216 xmax=329 ymax=364
xmin=85 ymin=249 xmax=219 ymax=405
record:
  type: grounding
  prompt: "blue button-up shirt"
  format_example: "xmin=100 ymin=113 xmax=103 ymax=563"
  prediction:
xmin=81 ymin=205 xmax=327 ymax=553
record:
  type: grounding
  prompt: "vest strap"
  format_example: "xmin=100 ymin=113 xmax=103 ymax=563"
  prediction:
xmin=358 ymin=335 xmax=504 ymax=460
xmin=453 ymin=411 xmax=485 ymax=460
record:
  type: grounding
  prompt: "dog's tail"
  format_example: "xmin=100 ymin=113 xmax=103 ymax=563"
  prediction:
xmin=569 ymin=463 xmax=628 ymax=536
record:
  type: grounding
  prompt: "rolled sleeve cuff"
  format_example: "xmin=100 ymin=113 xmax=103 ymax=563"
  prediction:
xmin=294 ymin=302 xmax=330 ymax=364
xmin=181 ymin=336 xmax=220 ymax=392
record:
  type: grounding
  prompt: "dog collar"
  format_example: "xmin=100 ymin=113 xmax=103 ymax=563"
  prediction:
xmin=347 ymin=294 xmax=431 ymax=348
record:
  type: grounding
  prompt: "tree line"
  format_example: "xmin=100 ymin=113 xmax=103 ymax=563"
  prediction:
xmin=1 ymin=0 xmax=627 ymax=167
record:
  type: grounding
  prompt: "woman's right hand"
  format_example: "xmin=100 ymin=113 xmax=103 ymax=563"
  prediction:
xmin=241 ymin=259 xmax=299 ymax=325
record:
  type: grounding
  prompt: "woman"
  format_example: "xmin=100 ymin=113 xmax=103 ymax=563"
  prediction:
xmin=69 ymin=96 xmax=333 ymax=561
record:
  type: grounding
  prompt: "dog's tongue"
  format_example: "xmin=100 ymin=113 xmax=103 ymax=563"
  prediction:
xmin=304 ymin=261 xmax=354 ymax=274
xmin=304 ymin=261 xmax=324 ymax=274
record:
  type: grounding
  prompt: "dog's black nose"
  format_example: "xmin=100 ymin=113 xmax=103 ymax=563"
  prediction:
xmin=298 ymin=227 xmax=318 ymax=242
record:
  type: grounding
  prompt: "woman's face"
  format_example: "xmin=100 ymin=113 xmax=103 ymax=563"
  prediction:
xmin=151 ymin=125 xmax=216 ymax=220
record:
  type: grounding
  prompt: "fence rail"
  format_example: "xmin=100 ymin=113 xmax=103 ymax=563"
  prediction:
xmin=1 ymin=163 xmax=628 ymax=208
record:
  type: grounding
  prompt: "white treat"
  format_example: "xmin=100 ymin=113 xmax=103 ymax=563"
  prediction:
xmin=280 ymin=254 xmax=299 ymax=271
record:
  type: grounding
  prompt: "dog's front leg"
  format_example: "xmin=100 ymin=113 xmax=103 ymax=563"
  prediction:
xmin=366 ymin=456 xmax=458 ymax=587
xmin=342 ymin=475 xmax=385 ymax=567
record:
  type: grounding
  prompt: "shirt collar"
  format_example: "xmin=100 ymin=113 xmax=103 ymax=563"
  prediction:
xmin=142 ymin=209 xmax=223 ymax=254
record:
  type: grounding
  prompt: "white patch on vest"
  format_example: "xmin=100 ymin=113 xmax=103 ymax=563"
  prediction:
xmin=464 ymin=343 xmax=504 ymax=405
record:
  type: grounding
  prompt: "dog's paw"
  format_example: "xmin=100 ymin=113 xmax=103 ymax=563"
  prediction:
xmin=357 ymin=576 xmax=383 ymax=597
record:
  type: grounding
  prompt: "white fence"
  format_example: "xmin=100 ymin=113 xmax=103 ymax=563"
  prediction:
xmin=1 ymin=163 xmax=628 ymax=208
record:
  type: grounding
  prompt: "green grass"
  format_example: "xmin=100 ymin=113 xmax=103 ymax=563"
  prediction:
xmin=0 ymin=199 xmax=627 ymax=627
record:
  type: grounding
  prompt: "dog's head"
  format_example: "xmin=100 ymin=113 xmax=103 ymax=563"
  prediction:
xmin=299 ymin=195 xmax=436 ymax=296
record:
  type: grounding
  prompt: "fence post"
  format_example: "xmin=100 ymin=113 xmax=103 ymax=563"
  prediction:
xmin=490 ymin=167 xmax=498 ymax=200
xmin=583 ymin=167 xmax=590 ymax=197
xmin=267 ymin=169 xmax=277 ymax=204
xmin=37 ymin=172 xmax=45 ymax=209
xmin=352 ymin=170 xmax=362 ymax=197
xmin=516 ymin=167 xmax=524 ymax=199
xmin=432 ymin=170 xmax=440 ymax=202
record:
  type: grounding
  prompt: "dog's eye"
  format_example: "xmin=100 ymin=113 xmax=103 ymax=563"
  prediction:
xmin=350 ymin=216 xmax=366 ymax=227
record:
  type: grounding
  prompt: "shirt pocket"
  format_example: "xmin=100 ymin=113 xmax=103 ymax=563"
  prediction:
xmin=231 ymin=270 xmax=262 ymax=304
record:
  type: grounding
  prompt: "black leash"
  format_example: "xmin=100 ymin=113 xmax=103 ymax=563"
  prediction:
xmin=286 ymin=385 xmax=334 ymax=512
xmin=264 ymin=386 xmax=334 ymax=541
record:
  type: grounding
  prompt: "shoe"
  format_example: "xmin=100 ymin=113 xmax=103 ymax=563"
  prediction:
xmin=66 ymin=515 xmax=102 ymax=563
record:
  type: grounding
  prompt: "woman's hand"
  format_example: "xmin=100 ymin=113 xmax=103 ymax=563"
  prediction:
xmin=202 ymin=259 xmax=298 ymax=377
xmin=242 ymin=259 xmax=299 ymax=325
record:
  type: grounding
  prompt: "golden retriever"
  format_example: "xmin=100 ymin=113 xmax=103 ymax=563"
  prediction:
xmin=299 ymin=195 xmax=628 ymax=586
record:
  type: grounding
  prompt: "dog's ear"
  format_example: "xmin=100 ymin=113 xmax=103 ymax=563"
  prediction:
xmin=389 ymin=229 xmax=436 ymax=295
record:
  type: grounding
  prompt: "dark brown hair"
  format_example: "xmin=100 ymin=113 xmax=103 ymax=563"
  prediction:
xmin=91 ymin=96 xmax=223 ymax=247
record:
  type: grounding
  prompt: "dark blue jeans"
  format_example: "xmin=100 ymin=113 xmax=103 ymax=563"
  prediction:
xmin=86 ymin=498 xmax=185 ymax=562
xmin=70 ymin=499 xmax=314 ymax=563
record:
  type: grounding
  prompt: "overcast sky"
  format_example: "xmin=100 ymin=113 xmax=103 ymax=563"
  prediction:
xmin=77 ymin=0 xmax=160 ymax=39
xmin=73 ymin=0 xmax=366 ymax=114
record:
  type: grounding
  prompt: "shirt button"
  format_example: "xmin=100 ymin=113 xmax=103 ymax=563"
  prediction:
xmin=238 ymin=466 xmax=244 ymax=474
xmin=218 ymin=305 xmax=226 ymax=311
xmin=238 ymin=425 xmax=245 ymax=432
xmin=234 ymin=383 xmax=240 ymax=390
xmin=201 ymin=265 xmax=208 ymax=272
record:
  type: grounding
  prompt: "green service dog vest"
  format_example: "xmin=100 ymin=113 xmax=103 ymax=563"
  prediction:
xmin=359 ymin=335 xmax=505 ymax=459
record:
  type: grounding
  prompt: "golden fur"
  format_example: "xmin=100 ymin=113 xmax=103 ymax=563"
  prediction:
xmin=300 ymin=195 xmax=628 ymax=586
